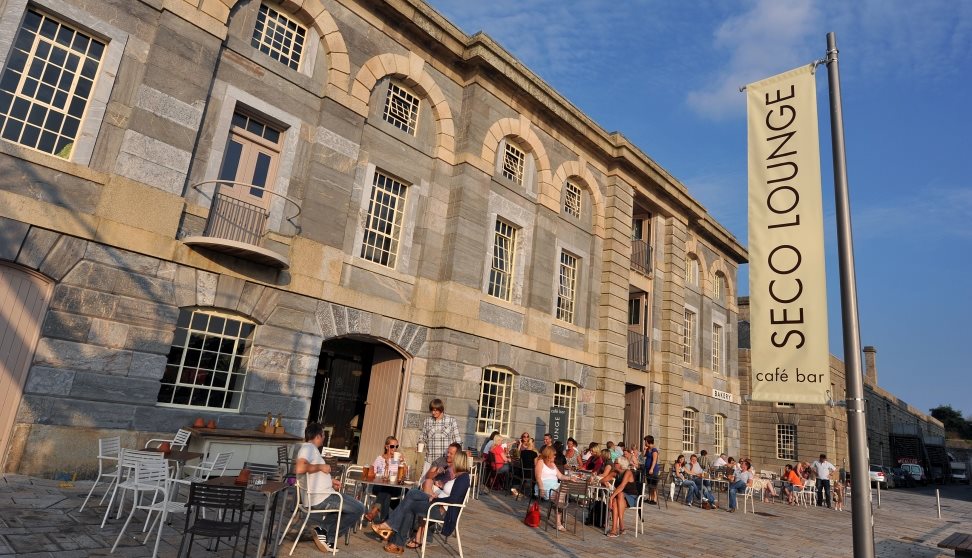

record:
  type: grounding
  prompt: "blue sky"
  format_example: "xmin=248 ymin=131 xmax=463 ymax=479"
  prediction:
xmin=427 ymin=0 xmax=972 ymax=418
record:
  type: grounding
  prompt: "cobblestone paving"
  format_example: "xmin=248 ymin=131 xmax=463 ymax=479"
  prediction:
xmin=1 ymin=475 xmax=969 ymax=557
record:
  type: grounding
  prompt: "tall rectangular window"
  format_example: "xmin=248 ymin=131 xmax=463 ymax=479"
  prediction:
xmin=556 ymin=251 xmax=578 ymax=323
xmin=777 ymin=424 xmax=796 ymax=460
xmin=487 ymin=219 xmax=516 ymax=301
xmin=157 ymin=309 xmax=255 ymax=411
xmin=0 ymin=9 xmax=105 ymax=158
xmin=564 ymin=181 xmax=581 ymax=218
xmin=502 ymin=142 xmax=525 ymax=185
xmin=682 ymin=408 xmax=697 ymax=453
xmin=477 ymin=367 xmax=514 ymax=435
xmin=382 ymin=81 xmax=420 ymax=135
xmin=553 ymin=382 xmax=578 ymax=439
xmin=711 ymin=322 xmax=723 ymax=374
xmin=714 ymin=414 xmax=726 ymax=455
xmin=682 ymin=308 xmax=696 ymax=364
xmin=361 ymin=170 xmax=408 ymax=268
xmin=251 ymin=4 xmax=306 ymax=70
xmin=686 ymin=255 xmax=699 ymax=286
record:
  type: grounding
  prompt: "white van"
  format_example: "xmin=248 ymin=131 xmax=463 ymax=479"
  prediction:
xmin=950 ymin=461 xmax=968 ymax=483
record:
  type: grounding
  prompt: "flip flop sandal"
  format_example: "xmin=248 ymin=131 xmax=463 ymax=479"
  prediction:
xmin=405 ymin=540 xmax=423 ymax=549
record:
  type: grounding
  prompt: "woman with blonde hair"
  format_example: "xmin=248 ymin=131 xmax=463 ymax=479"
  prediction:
xmin=535 ymin=446 xmax=572 ymax=530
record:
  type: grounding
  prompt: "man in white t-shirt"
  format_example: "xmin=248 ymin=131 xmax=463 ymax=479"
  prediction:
xmin=811 ymin=453 xmax=837 ymax=508
xmin=727 ymin=459 xmax=754 ymax=512
xmin=713 ymin=453 xmax=728 ymax=467
xmin=295 ymin=423 xmax=365 ymax=552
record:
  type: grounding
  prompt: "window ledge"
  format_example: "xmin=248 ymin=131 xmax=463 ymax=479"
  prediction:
xmin=347 ymin=256 xmax=416 ymax=285
xmin=0 ymin=139 xmax=108 ymax=185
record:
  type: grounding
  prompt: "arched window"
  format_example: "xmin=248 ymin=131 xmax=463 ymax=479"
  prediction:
xmin=563 ymin=180 xmax=582 ymax=218
xmin=381 ymin=80 xmax=420 ymax=136
xmin=251 ymin=4 xmax=307 ymax=70
xmin=477 ymin=367 xmax=515 ymax=435
xmin=713 ymin=271 xmax=726 ymax=301
xmin=157 ymin=308 xmax=256 ymax=411
xmin=554 ymin=381 xmax=579 ymax=439
xmin=714 ymin=414 xmax=726 ymax=455
xmin=686 ymin=254 xmax=700 ymax=287
xmin=682 ymin=408 xmax=698 ymax=453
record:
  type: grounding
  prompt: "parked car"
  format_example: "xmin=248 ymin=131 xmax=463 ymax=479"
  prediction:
xmin=868 ymin=464 xmax=887 ymax=488
xmin=881 ymin=466 xmax=898 ymax=489
xmin=884 ymin=467 xmax=915 ymax=488
xmin=899 ymin=463 xmax=927 ymax=485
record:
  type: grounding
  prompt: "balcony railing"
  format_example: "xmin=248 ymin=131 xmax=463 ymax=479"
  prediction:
xmin=631 ymin=239 xmax=652 ymax=275
xmin=627 ymin=330 xmax=649 ymax=369
xmin=182 ymin=180 xmax=301 ymax=269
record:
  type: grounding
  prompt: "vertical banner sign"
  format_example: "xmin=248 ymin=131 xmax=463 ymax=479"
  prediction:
xmin=747 ymin=64 xmax=830 ymax=404
xmin=549 ymin=407 xmax=567 ymax=442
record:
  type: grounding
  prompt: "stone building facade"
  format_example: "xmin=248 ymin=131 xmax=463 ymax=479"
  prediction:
xmin=737 ymin=298 xmax=944 ymax=474
xmin=0 ymin=0 xmax=745 ymax=476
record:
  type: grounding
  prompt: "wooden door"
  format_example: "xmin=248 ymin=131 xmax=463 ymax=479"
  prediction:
xmin=624 ymin=386 xmax=644 ymax=447
xmin=357 ymin=345 xmax=404 ymax=464
xmin=0 ymin=263 xmax=52 ymax=471
xmin=217 ymin=111 xmax=282 ymax=209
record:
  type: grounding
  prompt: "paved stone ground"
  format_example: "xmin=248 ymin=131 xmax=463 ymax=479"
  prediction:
xmin=1 ymin=474 xmax=970 ymax=557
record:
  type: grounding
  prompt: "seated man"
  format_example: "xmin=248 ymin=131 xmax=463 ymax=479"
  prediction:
xmin=727 ymin=459 xmax=754 ymax=512
xmin=295 ymin=422 xmax=366 ymax=553
xmin=422 ymin=442 xmax=461 ymax=495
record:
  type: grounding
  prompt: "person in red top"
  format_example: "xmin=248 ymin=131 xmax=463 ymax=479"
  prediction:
xmin=488 ymin=434 xmax=511 ymax=488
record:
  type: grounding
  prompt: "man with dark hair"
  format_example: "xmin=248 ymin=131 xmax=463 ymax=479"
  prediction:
xmin=418 ymin=398 xmax=462 ymax=477
xmin=295 ymin=422 xmax=365 ymax=552
xmin=643 ymin=435 xmax=661 ymax=504
xmin=811 ymin=453 xmax=837 ymax=508
xmin=422 ymin=442 xmax=461 ymax=495
xmin=542 ymin=433 xmax=553 ymax=449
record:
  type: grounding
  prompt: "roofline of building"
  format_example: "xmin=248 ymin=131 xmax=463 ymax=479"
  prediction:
xmin=376 ymin=0 xmax=748 ymax=264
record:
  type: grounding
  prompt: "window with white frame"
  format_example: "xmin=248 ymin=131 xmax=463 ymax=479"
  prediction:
xmin=157 ymin=309 xmax=255 ymax=411
xmin=360 ymin=170 xmax=408 ymax=268
xmin=477 ymin=367 xmax=514 ymax=435
xmin=556 ymin=251 xmax=578 ymax=323
xmin=487 ymin=218 xmax=516 ymax=301
xmin=502 ymin=141 xmax=525 ymax=185
xmin=714 ymin=414 xmax=726 ymax=455
xmin=0 ymin=9 xmax=105 ymax=158
xmin=682 ymin=408 xmax=697 ymax=453
xmin=711 ymin=322 xmax=723 ymax=373
xmin=713 ymin=272 xmax=725 ymax=301
xmin=682 ymin=308 xmax=697 ymax=364
xmin=554 ymin=381 xmax=578 ymax=439
xmin=686 ymin=254 xmax=699 ymax=286
xmin=251 ymin=4 xmax=306 ymax=70
xmin=564 ymin=181 xmax=581 ymax=218
xmin=382 ymin=81 xmax=420 ymax=135
xmin=777 ymin=424 xmax=796 ymax=460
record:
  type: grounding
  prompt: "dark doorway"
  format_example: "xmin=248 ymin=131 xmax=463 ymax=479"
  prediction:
xmin=309 ymin=337 xmax=405 ymax=464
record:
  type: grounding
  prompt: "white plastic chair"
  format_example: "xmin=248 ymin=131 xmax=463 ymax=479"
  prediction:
xmin=109 ymin=460 xmax=186 ymax=557
xmin=176 ymin=451 xmax=232 ymax=487
xmin=742 ymin=483 xmax=757 ymax=514
xmin=279 ymin=475 xmax=343 ymax=556
xmin=144 ymin=428 xmax=191 ymax=451
xmin=80 ymin=436 xmax=120 ymax=512
xmin=101 ymin=449 xmax=165 ymax=528
xmin=420 ymin=481 xmax=471 ymax=558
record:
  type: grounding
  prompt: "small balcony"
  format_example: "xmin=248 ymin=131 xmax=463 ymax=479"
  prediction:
xmin=182 ymin=180 xmax=301 ymax=269
xmin=627 ymin=330 xmax=649 ymax=369
xmin=631 ymin=239 xmax=653 ymax=276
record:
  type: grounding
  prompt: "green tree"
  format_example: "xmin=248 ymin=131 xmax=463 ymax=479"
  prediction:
xmin=930 ymin=405 xmax=972 ymax=439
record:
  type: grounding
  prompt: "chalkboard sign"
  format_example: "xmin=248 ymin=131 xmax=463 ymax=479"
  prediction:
xmin=549 ymin=406 xmax=568 ymax=442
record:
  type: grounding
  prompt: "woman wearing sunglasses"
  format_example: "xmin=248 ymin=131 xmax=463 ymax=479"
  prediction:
xmin=364 ymin=436 xmax=407 ymax=524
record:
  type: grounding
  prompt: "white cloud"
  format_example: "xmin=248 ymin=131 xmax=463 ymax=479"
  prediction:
xmin=852 ymin=186 xmax=972 ymax=241
xmin=686 ymin=0 xmax=821 ymax=120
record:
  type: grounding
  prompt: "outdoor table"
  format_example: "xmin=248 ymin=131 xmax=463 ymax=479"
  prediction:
xmin=207 ymin=475 xmax=291 ymax=557
xmin=351 ymin=474 xmax=415 ymax=503
xmin=588 ymin=483 xmax=613 ymax=534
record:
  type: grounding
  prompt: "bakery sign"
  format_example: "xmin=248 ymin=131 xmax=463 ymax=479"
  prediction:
xmin=713 ymin=389 xmax=733 ymax=403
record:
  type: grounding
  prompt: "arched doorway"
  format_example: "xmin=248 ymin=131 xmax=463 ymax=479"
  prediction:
xmin=308 ymin=337 xmax=407 ymax=464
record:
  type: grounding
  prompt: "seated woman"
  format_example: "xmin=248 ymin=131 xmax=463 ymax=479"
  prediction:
xmin=553 ymin=440 xmax=568 ymax=473
xmin=583 ymin=444 xmax=604 ymax=472
xmin=598 ymin=448 xmax=615 ymax=477
xmin=365 ymin=436 xmax=407 ymax=524
xmin=672 ymin=454 xmax=699 ymax=506
xmin=480 ymin=430 xmax=500 ymax=456
xmin=564 ymin=438 xmax=583 ymax=470
xmin=607 ymin=456 xmax=638 ymax=537
xmin=374 ymin=453 xmax=471 ymax=554
xmin=489 ymin=434 xmax=512 ymax=488
xmin=582 ymin=442 xmax=599 ymax=464
xmin=783 ymin=463 xmax=804 ymax=504
xmin=535 ymin=445 xmax=573 ymax=530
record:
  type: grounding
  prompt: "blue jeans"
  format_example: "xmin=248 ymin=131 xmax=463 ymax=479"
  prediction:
xmin=678 ymin=480 xmax=698 ymax=505
xmin=385 ymin=488 xmax=435 ymax=547
xmin=313 ymin=494 xmax=365 ymax=537
xmin=728 ymin=480 xmax=747 ymax=510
